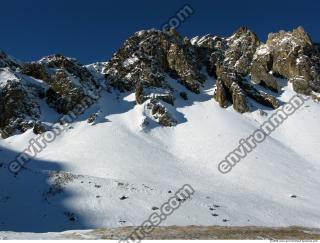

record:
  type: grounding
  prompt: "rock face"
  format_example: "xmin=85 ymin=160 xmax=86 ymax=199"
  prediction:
xmin=0 ymin=53 xmax=100 ymax=138
xmin=0 ymin=51 xmax=20 ymax=70
xmin=104 ymin=28 xmax=207 ymax=124
xmin=22 ymin=54 xmax=100 ymax=114
xmin=105 ymin=28 xmax=206 ymax=95
xmin=1 ymin=26 xmax=320 ymax=138
xmin=146 ymin=99 xmax=177 ymax=127
xmin=191 ymin=27 xmax=279 ymax=113
xmin=224 ymin=27 xmax=261 ymax=75
xmin=0 ymin=78 xmax=40 ymax=138
xmin=0 ymin=54 xmax=40 ymax=138
xmin=251 ymin=27 xmax=320 ymax=95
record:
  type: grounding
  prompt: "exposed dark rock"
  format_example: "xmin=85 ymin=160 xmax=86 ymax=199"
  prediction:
xmin=213 ymin=64 xmax=278 ymax=113
xmin=250 ymin=45 xmax=279 ymax=92
xmin=0 ymin=79 xmax=40 ymax=138
xmin=105 ymin=28 xmax=205 ymax=98
xmin=1 ymin=27 xmax=320 ymax=138
xmin=0 ymin=51 xmax=20 ymax=70
xmin=214 ymin=79 xmax=228 ymax=108
xmin=252 ymin=26 xmax=320 ymax=95
xmin=87 ymin=113 xmax=98 ymax=124
xmin=224 ymin=27 xmax=261 ymax=75
xmin=33 ymin=121 xmax=47 ymax=135
xmin=146 ymin=98 xmax=177 ymax=127
xmin=22 ymin=54 xmax=100 ymax=114
xmin=179 ymin=91 xmax=188 ymax=100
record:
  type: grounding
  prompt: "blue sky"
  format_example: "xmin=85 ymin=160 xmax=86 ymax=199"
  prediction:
xmin=1 ymin=0 xmax=319 ymax=64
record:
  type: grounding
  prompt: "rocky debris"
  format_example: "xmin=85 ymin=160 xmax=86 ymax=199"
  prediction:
xmin=22 ymin=54 xmax=100 ymax=114
xmin=87 ymin=112 xmax=99 ymax=124
xmin=33 ymin=121 xmax=48 ymax=135
xmin=146 ymin=98 xmax=177 ymax=127
xmin=44 ymin=172 xmax=79 ymax=199
xmin=119 ymin=196 xmax=128 ymax=200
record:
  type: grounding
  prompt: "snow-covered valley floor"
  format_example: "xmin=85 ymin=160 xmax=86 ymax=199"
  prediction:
xmin=0 ymin=76 xmax=320 ymax=237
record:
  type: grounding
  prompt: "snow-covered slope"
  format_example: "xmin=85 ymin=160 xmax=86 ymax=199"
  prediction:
xmin=1 ymin=74 xmax=320 ymax=234
xmin=1 ymin=27 xmax=320 ymax=238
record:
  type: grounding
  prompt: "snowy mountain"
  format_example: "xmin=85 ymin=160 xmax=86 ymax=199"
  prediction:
xmin=0 ymin=26 xmax=320 ymax=238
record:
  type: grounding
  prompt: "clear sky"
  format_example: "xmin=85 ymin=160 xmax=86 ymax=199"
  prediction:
xmin=1 ymin=0 xmax=319 ymax=64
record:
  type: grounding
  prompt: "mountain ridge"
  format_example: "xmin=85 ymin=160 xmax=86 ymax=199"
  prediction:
xmin=1 ymin=26 xmax=320 ymax=138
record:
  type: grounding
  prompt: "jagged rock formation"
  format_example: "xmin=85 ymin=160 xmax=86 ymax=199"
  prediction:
xmin=192 ymin=27 xmax=279 ymax=112
xmin=22 ymin=54 xmax=100 ymax=114
xmin=1 ymin=26 xmax=320 ymax=138
xmin=145 ymin=99 xmax=177 ymax=127
xmin=105 ymin=28 xmax=206 ymax=95
xmin=0 ymin=54 xmax=100 ymax=138
xmin=0 ymin=55 xmax=41 ymax=138
xmin=0 ymin=79 xmax=41 ymax=138
xmin=252 ymin=27 xmax=320 ymax=95
xmin=0 ymin=51 xmax=20 ymax=70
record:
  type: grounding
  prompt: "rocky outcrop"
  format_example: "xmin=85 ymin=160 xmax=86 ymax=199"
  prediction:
xmin=224 ymin=27 xmax=261 ymax=75
xmin=191 ymin=27 xmax=279 ymax=112
xmin=250 ymin=44 xmax=279 ymax=92
xmin=251 ymin=27 xmax=320 ymax=95
xmin=146 ymin=99 xmax=177 ymax=127
xmin=0 ymin=78 xmax=40 ymax=138
xmin=1 ymin=27 xmax=319 ymax=138
xmin=0 ymin=51 xmax=20 ymax=70
xmin=213 ymin=65 xmax=278 ymax=113
xmin=0 ymin=53 xmax=101 ymax=138
xmin=104 ymin=28 xmax=208 ymax=125
xmin=23 ymin=54 xmax=100 ymax=114
xmin=105 ymin=28 xmax=206 ymax=95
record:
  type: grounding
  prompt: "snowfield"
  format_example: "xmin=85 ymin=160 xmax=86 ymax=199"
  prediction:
xmin=0 ymin=74 xmax=320 ymax=237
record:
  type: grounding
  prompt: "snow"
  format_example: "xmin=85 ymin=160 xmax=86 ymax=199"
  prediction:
xmin=255 ymin=45 xmax=270 ymax=56
xmin=190 ymin=36 xmax=199 ymax=45
xmin=123 ymin=56 xmax=139 ymax=68
xmin=0 ymin=68 xmax=18 ymax=87
xmin=135 ymin=30 xmax=146 ymax=37
xmin=85 ymin=62 xmax=107 ymax=85
xmin=0 ymin=72 xmax=320 ymax=237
